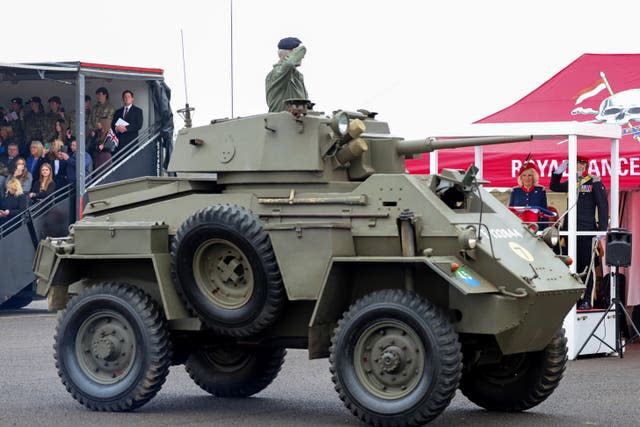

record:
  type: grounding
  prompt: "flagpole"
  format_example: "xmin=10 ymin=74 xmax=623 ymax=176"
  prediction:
xmin=600 ymin=71 xmax=614 ymax=95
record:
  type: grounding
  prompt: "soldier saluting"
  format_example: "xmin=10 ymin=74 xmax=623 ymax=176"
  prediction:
xmin=265 ymin=37 xmax=308 ymax=113
xmin=550 ymin=155 xmax=608 ymax=310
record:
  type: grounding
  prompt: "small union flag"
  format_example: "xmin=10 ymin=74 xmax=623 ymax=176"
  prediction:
xmin=106 ymin=128 xmax=119 ymax=147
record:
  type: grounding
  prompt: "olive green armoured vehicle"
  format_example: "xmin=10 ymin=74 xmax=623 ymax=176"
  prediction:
xmin=34 ymin=107 xmax=582 ymax=426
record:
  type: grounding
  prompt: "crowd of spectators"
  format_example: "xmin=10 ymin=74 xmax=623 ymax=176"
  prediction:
xmin=0 ymin=86 xmax=143 ymax=226
xmin=0 ymin=89 xmax=116 ymax=225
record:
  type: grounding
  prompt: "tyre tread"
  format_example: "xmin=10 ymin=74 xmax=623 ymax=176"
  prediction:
xmin=329 ymin=289 xmax=462 ymax=427
xmin=54 ymin=283 xmax=172 ymax=411
xmin=171 ymin=205 xmax=285 ymax=336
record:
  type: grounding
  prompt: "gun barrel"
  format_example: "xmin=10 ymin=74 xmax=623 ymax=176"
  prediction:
xmin=396 ymin=135 xmax=533 ymax=156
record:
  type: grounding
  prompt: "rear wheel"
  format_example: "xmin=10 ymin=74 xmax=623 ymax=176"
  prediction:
xmin=459 ymin=329 xmax=567 ymax=412
xmin=330 ymin=289 xmax=462 ymax=427
xmin=185 ymin=345 xmax=286 ymax=397
xmin=54 ymin=283 xmax=171 ymax=411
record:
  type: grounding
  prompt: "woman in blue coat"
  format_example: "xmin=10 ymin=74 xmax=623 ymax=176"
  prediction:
xmin=509 ymin=159 xmax=549 ymax=230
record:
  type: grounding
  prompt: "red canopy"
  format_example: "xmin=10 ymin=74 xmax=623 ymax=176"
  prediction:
xmin=406 ymin=54 xmax=640 ymax=190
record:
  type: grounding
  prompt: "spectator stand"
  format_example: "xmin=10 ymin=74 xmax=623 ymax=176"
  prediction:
xmin=0 ymin=62 xmax=173 ymax=308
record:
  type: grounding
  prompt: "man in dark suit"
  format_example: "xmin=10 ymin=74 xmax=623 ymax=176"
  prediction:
xmin=111 ymin=90 xmax=143 ymax=152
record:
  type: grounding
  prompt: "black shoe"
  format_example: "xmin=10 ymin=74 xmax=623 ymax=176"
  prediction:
xmin=578 ymin=300 xmax=592 ymax=310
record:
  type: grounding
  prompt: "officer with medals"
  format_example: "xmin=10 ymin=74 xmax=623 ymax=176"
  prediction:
xmin=551 ymin=155 xmax=608 ymax=310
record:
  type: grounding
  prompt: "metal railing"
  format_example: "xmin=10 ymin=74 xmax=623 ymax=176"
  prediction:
xmin=0 ymin=123 xmax=163 ymax=302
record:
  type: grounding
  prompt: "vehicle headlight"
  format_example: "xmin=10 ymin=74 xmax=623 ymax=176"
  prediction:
xmin=541 ymin=227 xmax=559 ymax=248
xmin=459 ymin=226 xmax=477 ymax=250
xmin=329 ymin=111 xmax=349 ymax=136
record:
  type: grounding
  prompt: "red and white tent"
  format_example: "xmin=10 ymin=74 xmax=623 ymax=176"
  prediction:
xmin=406 ymin=53 xmax=640 ymax=306
xmin=406 ymin=53 xmax=640 ymax=190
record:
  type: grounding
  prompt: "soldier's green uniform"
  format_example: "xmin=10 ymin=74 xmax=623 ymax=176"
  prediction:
xmin=88 ymin=102 xmax=115 ymax=136
xmin=265 ymin=45 xmax=308 ymax=112
xmin=24 ymin=110 xmax=48 ymax=143
xmin=11 ymin=116 xmax=25 ymax=143
xmin=45 ymin=111 xmax=63 ymax=142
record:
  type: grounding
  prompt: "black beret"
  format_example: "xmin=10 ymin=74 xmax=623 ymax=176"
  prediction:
xmin=28 ymin=96 xmax=41 ymax=104
xmin=11 ymin=97 xmax=22 ymax=105
xmin=48 ymin=96 xmax=62 ymax=104
xmin=278 ymin=37 xmax=302 ymax=50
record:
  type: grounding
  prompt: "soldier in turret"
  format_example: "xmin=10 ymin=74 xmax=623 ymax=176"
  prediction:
xmin=551 ymin=155 xmax=608 ymax=310
xmin=265 ymin=37 xmax=308 ymax=113
xmin=87 ymin=87 xmax=115 ymax=141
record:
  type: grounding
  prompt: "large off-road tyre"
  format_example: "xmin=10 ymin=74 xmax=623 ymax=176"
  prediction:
xmin=185 ymin=346 xmax=286 ymax=397
xmin=459 ymin=329 xmax=568 ymax=412
xmin=54 ymin=283 xmax=172 ymax=411
xmin=172 ymin=205 xmax=285 ymax=337
xmin=330 ymin=289 xmax=462 ymax=427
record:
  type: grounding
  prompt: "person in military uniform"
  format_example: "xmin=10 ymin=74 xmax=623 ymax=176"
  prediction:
xmin=46 ymin=96 xmax=71 ymax=142
xmin=5 ymin=97 xmax=25 ymax=145
xmin=550 ymin=155 xmax=608 ymax=310
xmin=265 ymin=37 xmax=308 ymax=112
xmin=87 ymin=87 xmax=115 ymax=141
xmin=24 ymin=96 xmax=48 ymax=145
xmin=509 ymin=157 xmax=549 ymax=231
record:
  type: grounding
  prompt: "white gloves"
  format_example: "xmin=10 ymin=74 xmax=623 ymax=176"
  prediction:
xmin=554 ymin=160 xmax=569 ymax=175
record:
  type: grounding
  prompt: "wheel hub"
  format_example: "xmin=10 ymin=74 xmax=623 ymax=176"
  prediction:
xmin=354 ymin=321 xmax=426 ymax=400
xmin=75 ymin=311 xmax=136 ymax=385
xmin=92 ymin=336 xmax=120 ymax=361
xmin=379 ymin=347 xmax=402 ymax=373
xmin=194 ymin=239 xmax=255 ymax=309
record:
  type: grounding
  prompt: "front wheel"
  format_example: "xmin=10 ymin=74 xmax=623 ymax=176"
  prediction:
xmin=330 ymin=289 xmax=462 ymax=427
xmin=459 ymin=329 xmax=568 ymax=412
xmin=54 ymin=283 xmax=172 ymax=411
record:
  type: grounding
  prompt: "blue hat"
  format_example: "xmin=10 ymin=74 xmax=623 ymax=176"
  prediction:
xmin=278 ymin=37 xmax=302 ymax=50
xmin=11 ymin=97 xmax=22 ymax=105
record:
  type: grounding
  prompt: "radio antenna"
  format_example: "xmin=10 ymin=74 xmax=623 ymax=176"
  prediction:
xmin=230 ymin=0 xmax=235 ymax=118
xmin=177 ymin=28 xmax=195 ymax=128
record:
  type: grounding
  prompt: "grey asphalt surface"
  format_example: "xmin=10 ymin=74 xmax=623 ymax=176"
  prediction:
xmin=1 ymin=300 xmax=639 ymax=427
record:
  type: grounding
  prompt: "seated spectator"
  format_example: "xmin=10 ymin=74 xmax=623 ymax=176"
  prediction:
xmin=0 ymin=126 xmax=14 ymax=155
xmin=29 ymin=162 xmax=56 ymax=203
xmin=26 ymin=141 xmax=45 ymax=177
xmin=41 ymin=139 xmax=68 ymax=189
xmin=6 ymin=157 xmax=32 ymax=193
xmin=0 ymin=142 xmax=20 ymax=176
xmin=0 ymin=178 xmax=28 ymax=224
xmin=63 ymin=137 xmax=92 ymax=184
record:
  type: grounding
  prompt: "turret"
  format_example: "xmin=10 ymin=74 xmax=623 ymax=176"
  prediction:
xmin=168 ymin=110 xmax=532 ymax=184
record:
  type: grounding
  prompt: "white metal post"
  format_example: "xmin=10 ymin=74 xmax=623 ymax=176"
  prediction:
xmin=474 ymin=145 xmax=483 ymax=181
xmin=565 ymin=133 xmax=578 ymax=359
xmin=429 ymin=151 xmax=438 ymax=175
xmin=610 ymin=138 xmax=620 ymax=228
xmin=567 ymin=134 xmax=578 ymax=273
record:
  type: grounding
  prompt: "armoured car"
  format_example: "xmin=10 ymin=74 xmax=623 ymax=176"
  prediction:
xmin=34 ymin=106 xmax=582 ymax=426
